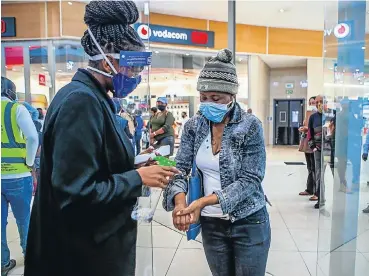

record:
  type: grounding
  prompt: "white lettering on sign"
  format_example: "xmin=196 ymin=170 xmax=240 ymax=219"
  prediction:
xmin=152 ymin=29 xmax=187 ymax=40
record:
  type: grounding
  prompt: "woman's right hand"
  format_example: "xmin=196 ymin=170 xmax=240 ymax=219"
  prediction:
xmin=137 ymin=165 xmax=179 ymax=189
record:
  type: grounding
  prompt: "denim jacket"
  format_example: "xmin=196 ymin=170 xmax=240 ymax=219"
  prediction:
xmin=163 ymin=103 xmax=266 ymax=223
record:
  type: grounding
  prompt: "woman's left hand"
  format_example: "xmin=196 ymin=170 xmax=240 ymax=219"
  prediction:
xmin=177 ymin=200 xmax=203 ymax=224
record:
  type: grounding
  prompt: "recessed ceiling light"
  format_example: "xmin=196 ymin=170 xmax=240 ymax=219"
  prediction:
xmin=279 ymin=8 xmax=286 ymax=13
xmin=184 ymin=69 xmax=189 ymax=73
xmin=362 ymin=46 xmax=366 ymax=50
xmin=68 ymin=1 xmax=73 ymax=5
xmin=185 ymin=53 xmax=190 ymax=56
xmin=324 ymin=50 xmax=327 ymax=53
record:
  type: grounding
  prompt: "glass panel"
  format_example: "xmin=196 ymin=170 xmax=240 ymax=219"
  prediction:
xmin=54 ymin=42 xmax=88 ymax=94
xmin=29 ymin=44 xmax=50 ymax=108
xmin=319 ymin=1 xmax=369 ymax=276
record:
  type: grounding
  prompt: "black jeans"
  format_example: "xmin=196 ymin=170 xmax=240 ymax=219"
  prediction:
xmin=304 ymin=153 xmax=315 ymax=194
xmin=200 ymin=207 xmax=271 ymax=276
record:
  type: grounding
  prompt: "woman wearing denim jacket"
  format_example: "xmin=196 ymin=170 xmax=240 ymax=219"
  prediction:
xmin=163 ymin=49 xmax=271 ymax=276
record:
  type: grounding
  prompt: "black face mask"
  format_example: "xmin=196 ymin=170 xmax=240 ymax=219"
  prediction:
xmin=157 ymin=105 xmax=166 ymax=112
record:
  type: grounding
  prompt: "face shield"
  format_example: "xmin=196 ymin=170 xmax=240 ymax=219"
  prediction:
xmin=86 ymin=28 xmax=152 ymax=98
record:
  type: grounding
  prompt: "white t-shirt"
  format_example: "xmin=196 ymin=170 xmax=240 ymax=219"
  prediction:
xmin=196 ymin=132 xmax=229 ymax=219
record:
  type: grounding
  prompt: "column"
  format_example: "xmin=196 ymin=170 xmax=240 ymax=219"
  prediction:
xmin=228 ymin=0 xmax=236 ymax=63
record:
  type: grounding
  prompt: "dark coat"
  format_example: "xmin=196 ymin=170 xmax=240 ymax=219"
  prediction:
xmin=24 ymin=69 xmax=142 ymax=276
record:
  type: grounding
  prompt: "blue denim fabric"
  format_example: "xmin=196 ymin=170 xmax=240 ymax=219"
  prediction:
xmin=156 ymin=136 xmax=175 ymax=156
xmin=200 ymin=207 xmax=271 ymax=276
xmin=1 ymin=176 xmax=33 ymax=266
xmin=163 ymin=103 xmax=266 ymax=222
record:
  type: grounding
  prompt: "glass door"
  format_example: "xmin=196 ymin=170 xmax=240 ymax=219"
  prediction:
xmin=318 ymin=1 xmax=369 ymax=275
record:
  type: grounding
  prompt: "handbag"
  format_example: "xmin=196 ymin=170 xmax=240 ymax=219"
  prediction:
xmin=186 ymin=160 xmax=204 ymax=241
xmin=298 ymin=133 xmax=312 ymax=153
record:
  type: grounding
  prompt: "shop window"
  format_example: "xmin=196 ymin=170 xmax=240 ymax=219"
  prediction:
xmin=4 ymin=46 xmax=25 ymax=94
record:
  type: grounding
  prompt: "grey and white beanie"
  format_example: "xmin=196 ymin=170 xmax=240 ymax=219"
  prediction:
xmin=197 ymin=49 xmax=239 ymax=95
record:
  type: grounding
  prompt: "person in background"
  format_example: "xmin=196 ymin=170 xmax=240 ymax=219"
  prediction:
xmin=113 ymin=98 xmax=132 ymax=140
xmin=177 ymin=111 xmax=189 ymax=140
xmin=24 ymin=1 xmax=178 ymax=275
xmin=164 ymin=49 xmax=270 ymax=276
xmin=1 ymin=77 xmax=38 ymax=276
xmin=23 ymin=103 xmax=43 ymax=195
xmin=134 ymin=110 xmax=144 ymax=155
xmin=308 ymin=95 xmax=323 ymax=209
xmin=247 ymin=108 xmax=252 ymax=114
xmin=150 ymin=97 xmax=175 ymax=156
xmin=362 ymin=130 xmax=369 ymax=213
xmin=37 ymin=108 xmax=44 ymax=128
xmin=299 ymin=96 xmax=317 ymax=199
xmin=144 ymin=107 xmax=158 ymax=149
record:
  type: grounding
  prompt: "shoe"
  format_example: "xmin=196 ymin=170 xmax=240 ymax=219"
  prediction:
xmin=299 ymin=191 xmax=312 ymax=196
xmin=1 ymin=259 xmax=16 ymax=276
xmin=363 ymin=206 xmax=369 ymax=214
xmin=314 ymin=202 xmax=320 ymax=209
xmin=309 ymin=195 xmax=319 ymax=201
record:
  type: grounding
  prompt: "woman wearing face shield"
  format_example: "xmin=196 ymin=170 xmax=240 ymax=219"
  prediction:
xmin=163 ymin=49 xmax=271 ymax=276
xmin=24 ymin=1 xmax=178 ymax=276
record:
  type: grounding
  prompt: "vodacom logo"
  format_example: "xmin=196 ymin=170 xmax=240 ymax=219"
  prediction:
xmin=137 ymin=24 xmax=151 ymax=40
xmin=333 ymin=23 xmax=350 ymax=39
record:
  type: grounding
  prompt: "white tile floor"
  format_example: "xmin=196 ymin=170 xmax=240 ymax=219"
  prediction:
xmin=4 ymin=146 xmax=369 ymax=276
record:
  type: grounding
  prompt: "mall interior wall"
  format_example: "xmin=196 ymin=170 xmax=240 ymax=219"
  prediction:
xmin=249 ymin=55 xmax=270 ymax=143
xmin=307 ymin=59 xmax=324 ymax=101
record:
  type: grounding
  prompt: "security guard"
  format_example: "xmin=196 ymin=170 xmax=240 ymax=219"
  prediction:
xmin=1 ymin=77 xmax=38 ymax=276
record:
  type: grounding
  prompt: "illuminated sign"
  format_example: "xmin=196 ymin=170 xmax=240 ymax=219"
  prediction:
xmin=134 ymin=24 xmax=214 ymax=48
xmin=1 ymin=17 xmax=16 ymax=37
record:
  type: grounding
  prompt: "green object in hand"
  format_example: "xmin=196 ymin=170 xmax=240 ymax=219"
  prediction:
xmin=153 ymin=156 xmax=176 ymax=167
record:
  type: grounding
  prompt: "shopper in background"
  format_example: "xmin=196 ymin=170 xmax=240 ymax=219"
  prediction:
xmin=299 ymin=96 xmax=317 ymax=199
xmin=1 ymin=77 xmax=38 ymax=276
xmin=134 ymin=109 xmax=144 ymax=155
xmin=164 ymin=49 xmax=270 ymax=276
xmin=25 ymin=1 xmax=178 ymax=275
xmin=177 ymin=111 xmax=189 ymax=139
xmin=363 ymin=132 xmax=369 ymax=213
xmin=308 ymin=95 xmax=324 ymax=209
xmin=150 ymin=97 xmax=175 ymax=156
xmin=247 ymin=108 xmax=253 ymax=114
xmin=113 ymin=98 xmax=132 ymax=139
xmin=36 ymin=108 xmax=44 ymax=129
xmin=143 ymin=107 xmax=158 ymax=149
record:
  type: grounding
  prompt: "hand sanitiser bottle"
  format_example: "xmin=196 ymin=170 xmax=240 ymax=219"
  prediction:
xmin=131 ymin=186 xmax=162 ymax=223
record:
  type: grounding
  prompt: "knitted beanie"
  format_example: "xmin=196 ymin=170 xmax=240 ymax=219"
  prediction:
xmin=197 ymin=49 xmax=239 ymax=95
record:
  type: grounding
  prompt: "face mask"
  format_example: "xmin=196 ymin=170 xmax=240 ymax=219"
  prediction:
xmin=199 ymin=101 xmax=233 ymax=123
xmin=307 ymin=106 xmax=317 ymax=112
xmin=87 ymin=28 xmax=142 ymax=98
xmin=157 ymin=105 xmax=166 ymax=112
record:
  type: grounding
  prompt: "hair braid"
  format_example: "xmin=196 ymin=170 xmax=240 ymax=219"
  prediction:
xmin=81 ymin=0 xmax=145 ymax=59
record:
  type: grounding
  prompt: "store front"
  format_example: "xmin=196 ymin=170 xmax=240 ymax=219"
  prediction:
xmin=1 ymin=39 xmax=249 ymax=117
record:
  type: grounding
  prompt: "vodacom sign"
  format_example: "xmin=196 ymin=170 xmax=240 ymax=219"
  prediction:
xmin=324 ymin=23 xmax=350 ymax=38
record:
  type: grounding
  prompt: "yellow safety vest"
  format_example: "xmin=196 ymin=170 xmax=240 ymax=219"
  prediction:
xmin=1 ymin=100 xmax=30 ymax=175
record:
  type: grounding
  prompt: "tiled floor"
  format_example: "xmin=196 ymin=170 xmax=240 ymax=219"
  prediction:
xmin=4 ymin=146 xmax=369 ymax=276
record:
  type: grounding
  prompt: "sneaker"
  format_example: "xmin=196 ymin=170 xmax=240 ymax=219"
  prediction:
xmin=1 ymin=259 xmax=16 ymax=276
xmin=363 ymin=206 xmax=369 ymax=214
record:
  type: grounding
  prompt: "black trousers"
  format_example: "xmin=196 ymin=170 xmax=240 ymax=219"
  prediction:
xmin=304 ymin=153 xmax=315 ymax=195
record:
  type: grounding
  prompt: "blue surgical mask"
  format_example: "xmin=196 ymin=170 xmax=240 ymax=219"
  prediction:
xmin=112 ymin=74 xmax=141 ymax=98
xmin=199 ymin=101 xmax=233 ymax=123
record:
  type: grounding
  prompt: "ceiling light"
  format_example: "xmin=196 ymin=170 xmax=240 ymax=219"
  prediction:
xmin=324 ymin=50 xmax=327 ymax=53
xmin=362 ymin=46 xmax=366 ymax=50
xmin=184 ymin=69 xmax=189 ymax=73
xmin=154 ymin=51 xmax=159 ymax=54
xmin=279 ymin=9 xmax=285 ymax=13
xmin=68 ymin=1 xmax=73 ymax=5
xmin=239 ymin=58 xmax=243 ymax=62
xmin=41 ymin=66 xmax=46 ymax=70
xmin=329 ymin=67 xmax=333 ymax=70
xmin=185 ymin=53 xmax=190 ymax=56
